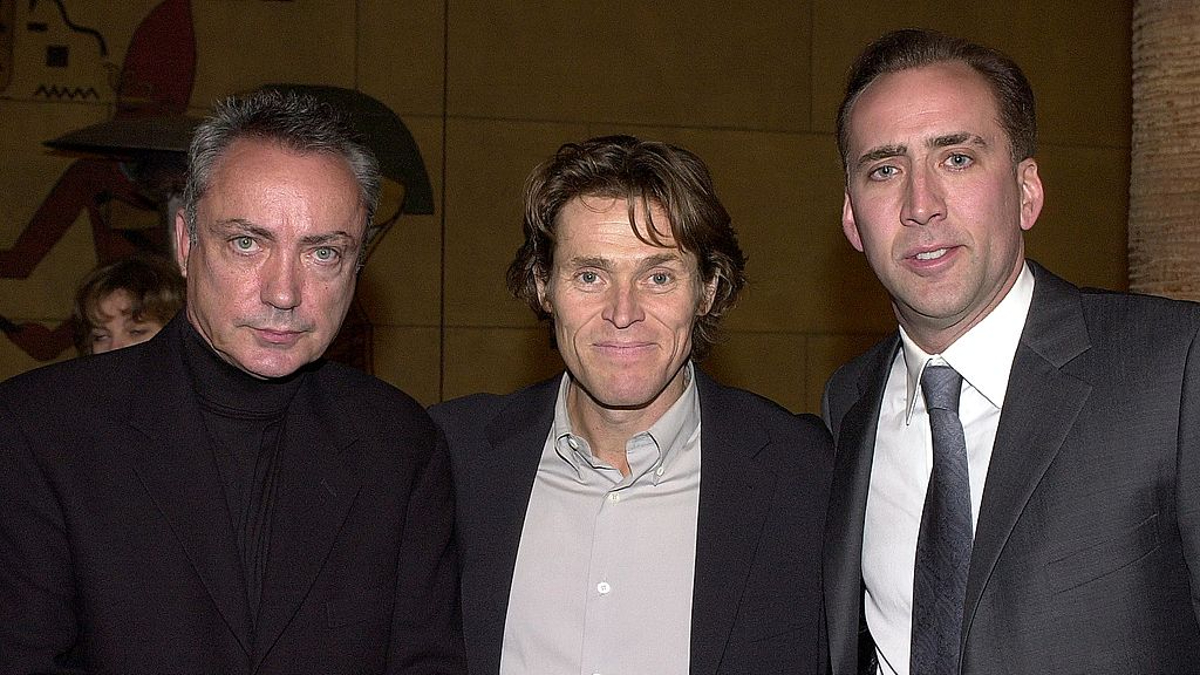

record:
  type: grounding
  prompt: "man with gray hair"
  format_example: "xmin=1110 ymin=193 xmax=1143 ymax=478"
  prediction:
xmin=0 ymin=89 xmax=465 ymax=673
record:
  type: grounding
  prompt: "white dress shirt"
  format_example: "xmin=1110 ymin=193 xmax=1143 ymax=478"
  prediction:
xmin=501 ymin=364 xmax=702 ymax=675
xmin=864 ymin=264 xmax=1035 ymax=675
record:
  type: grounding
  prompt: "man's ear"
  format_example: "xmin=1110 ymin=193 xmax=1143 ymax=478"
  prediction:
xmin=535 ymin=274 xmax=552 ymax=314
xmin=699 ymin=276 xmax=718 ymax=315
xmin=842 ymin=192 xmax=865 ymax=252
xmin=173 ymin=210 xmax=191 ymax=276
xmin=1017 ymin=158 xmax=1044 ymax=232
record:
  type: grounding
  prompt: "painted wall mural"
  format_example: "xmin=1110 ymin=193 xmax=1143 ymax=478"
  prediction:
xmin=1 ymin=0 xmax=194 ymax=360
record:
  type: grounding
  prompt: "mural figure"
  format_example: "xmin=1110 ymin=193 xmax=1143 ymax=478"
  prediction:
xmin=0 ymin=0 xmax=195 ymax=360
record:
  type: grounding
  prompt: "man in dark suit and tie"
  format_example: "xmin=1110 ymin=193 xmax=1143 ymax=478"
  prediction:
xmin=431 ymin=135 xmax=832 ymax=675
xmin=0 ymin=89 xmax=464 ymax=674
xmin=823 ymin=28 xmax=1200 ymax=674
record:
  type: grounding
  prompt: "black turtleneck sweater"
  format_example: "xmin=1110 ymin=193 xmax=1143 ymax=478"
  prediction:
xmin=181 ymin=321 xmax=305 ymax=639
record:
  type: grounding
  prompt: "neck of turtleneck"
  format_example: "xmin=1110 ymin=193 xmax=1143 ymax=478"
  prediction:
xmin=182 ymin=318 xmax=305 ymax=419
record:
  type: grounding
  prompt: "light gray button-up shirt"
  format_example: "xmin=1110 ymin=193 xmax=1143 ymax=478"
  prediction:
xmin=500 ymin=364 xmax=703 ymax=675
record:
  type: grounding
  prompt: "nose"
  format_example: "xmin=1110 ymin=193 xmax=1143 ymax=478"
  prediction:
xmin=602 ymin=280 xmax=645 ymax=329
xmin=900 ymin=165 xmax=946 ymax=226
xmin=261 ymin=253 xmax=302 ymax=311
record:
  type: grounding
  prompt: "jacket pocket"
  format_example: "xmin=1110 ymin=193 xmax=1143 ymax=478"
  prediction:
xmin=1047 ymin=512 xmax=1160 ymax=593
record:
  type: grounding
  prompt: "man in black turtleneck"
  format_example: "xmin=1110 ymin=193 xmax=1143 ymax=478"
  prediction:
xmin=0 ymin=90 xmax=465 ymax=674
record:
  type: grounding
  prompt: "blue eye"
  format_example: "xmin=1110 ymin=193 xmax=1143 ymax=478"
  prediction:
xmin=233 ymin=236 xmax=255 ymax=251
xmin=946 ymin=153 xmax=973 ymax=168
xmin=314 ymin=247 xmax=339 ymax=262
xmin=650 ymin=272 xmax=670 ymax=284
xmin=869 ymin=165 xmax=898 ymax=180
xmin=579 ymin=271 xmax=599 ymax=283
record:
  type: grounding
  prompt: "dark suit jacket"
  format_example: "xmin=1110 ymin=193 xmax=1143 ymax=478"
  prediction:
xmin=430 ymin=369 xmax=833 ymax=675
xmin=822 ymin=262 xmax=1200 ymax=674
xmin=0 ymin=316 xmax=464 ymax=674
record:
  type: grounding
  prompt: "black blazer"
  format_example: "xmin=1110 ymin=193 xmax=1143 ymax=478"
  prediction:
xmin=822 ymin=262 xmax=1200 ymax=674
xmin=430 ymin=368 xmax=833 ymax=675
xmin=0 ymin=316 xmax=464 ymax=674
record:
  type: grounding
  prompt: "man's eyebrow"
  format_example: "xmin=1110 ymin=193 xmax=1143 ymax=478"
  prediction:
xmin=300 ymin=231 xmax=358 ymax=247
xmin=566 ymin=256 xmax=612 ymax=270
xmin=855 ymin=144 xmax=907 ymax=169
xmin=930 ymin=132 xmax=987 ymax=149
xmin=214 ymin=218 xmax=274 ymax=239
xmin=639 ymin=252 xmax=686 ymax=269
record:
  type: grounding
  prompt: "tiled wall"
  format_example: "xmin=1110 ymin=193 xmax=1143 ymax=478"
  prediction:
xmin=0 ymin=1 xmax=1132 ymax=413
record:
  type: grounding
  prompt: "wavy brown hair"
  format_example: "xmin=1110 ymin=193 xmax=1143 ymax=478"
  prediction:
xmin=73 ymin=254 xmax=185 ymax=355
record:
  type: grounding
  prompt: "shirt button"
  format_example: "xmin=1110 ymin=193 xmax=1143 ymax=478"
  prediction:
xmin=608 ymin=493 xmax=620 ymax=503
xmin=597 ymin=581 xmax=611 ymax=594
xmin=567 ymin=437 xmax=580 ymax=450
xmin=655 ymin=466 xmax=665 ymax=476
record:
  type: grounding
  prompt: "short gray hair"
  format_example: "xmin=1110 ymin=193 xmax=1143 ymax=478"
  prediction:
xmin=182 ymin=88 xmax=381 ymax=264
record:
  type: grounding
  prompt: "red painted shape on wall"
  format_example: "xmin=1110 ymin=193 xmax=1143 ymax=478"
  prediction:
xmin=117 ymin=0 xmax=194 ymax=118
xmin=1 ymin=0 xmax=197 ymax=361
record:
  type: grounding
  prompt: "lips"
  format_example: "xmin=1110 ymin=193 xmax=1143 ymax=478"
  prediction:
xmin=593 ymin=341 xmax=656 ymax=356
xmin=251 ymin=327 xmax=306 ymax=346
xmin=905 ymin=244 xmax=960 ymax=271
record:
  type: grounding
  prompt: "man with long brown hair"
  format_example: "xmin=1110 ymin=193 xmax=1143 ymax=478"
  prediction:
xmin=432 ymin=135 xmax=832 ymax=675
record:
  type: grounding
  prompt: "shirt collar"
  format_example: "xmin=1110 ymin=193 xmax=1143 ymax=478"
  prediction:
xmin=900 ymin=263 xmax=1035 ymax=423
xmin=550 ymin=362 xmax=700 ymax=486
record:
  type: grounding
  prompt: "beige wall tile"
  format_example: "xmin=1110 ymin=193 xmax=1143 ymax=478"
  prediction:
xmin=191 ymin=1 xmax=356 ymax=104
xmin=810 ymin=1 xmax=1131 ymax=148
xmin=441 ymin=326 xmax=563 ymax=401
xmin=448 ymin=3 xmax=811 ymax=131
xmin=359 ymin=115 xmax=443 ymax=327
xmin=804 ymin=331 xmax=890 ymax=414
xmin=358 ymin=0 xmax=445 ymax=118
xmin=703 ymin=331 xmax=809 ymax=413
xmin=443 ymin=118 xmax=589 ymax=328
xmin=372 ymin=325 xmax=441 ymax=406
xmin=1027 ymin=144 xmax=1129 ymax=291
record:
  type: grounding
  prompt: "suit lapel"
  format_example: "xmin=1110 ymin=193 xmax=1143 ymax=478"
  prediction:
xmin=824 ymin=337 xmax=896 ymax=675
xmin=689 ymin=372 xmax=777 ymax=675
xmin=126 ymin=319 xmax=253 ymax=657
xmin=962 ymin=264 xmax=1092 ymax=649
xmin=474 ymin=380 xmax=558 ymax=671
xmin=252 ymin=371 xmax=362 ymax=668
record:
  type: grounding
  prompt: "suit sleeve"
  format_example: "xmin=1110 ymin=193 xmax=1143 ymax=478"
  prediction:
xmin=1177 ymin=320 xmax=1200 ymax=625
xmin=0 ymin=396 xmax=83 ymax=674
xmin=386 ymin=426 xmax=467 ymax=674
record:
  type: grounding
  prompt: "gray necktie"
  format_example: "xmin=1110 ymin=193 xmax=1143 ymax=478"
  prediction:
xmin=911 ymin=364 xmax=972 ymax=675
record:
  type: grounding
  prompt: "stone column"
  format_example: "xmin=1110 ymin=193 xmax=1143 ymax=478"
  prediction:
xmin=1130 ymin=2 xmax=1200 ymax=299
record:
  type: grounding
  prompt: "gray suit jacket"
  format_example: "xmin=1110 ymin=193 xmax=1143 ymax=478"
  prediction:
xmin=822 ymin=262 xmax=1200 ymax=674
xmin=431 ymin=369 xmax=833 ymax=675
